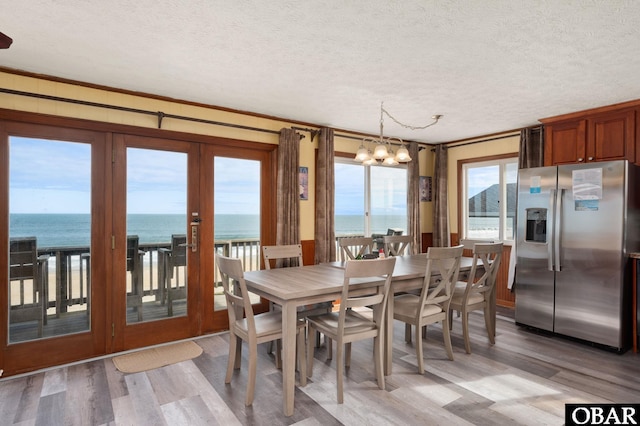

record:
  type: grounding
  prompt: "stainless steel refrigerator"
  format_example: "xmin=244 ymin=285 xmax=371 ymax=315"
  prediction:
xmin=515 ymin=160 xmax=640 ymax=351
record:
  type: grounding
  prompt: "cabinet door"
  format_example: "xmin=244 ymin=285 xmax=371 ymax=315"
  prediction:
xmin=587 ymin=109 xmax=635 ymax=162
xmin=544 ymin=119 xmax=586 ymax=165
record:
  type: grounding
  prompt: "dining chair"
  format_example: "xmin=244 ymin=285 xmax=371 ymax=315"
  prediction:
xmin=262 ymin=244 xmax=333 ymax=363
xmin=393 ymin=245 xmax=464 ymax=373
xmin=338 ymin=236 xmax=374 ymax=260
xmin=216 ymin=253 xmax=307 ymax=406
xmin=383 ymin=234 xmax=413 ymax=256
xmin=306 ymin=257 xmax=396 ymax=404
xmin=159 ymin=234 xmax=187 ymax=316
xmin=448 ymin=242 xmax=503 ymax=354
xmin=126 ymin=235 xmax=145 ymax=321
xmin=9 ymin=237 xmax=49 ymax=337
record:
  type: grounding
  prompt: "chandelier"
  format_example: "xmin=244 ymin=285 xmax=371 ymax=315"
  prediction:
xmin=354 ymin=102 xmax=442 ymax=165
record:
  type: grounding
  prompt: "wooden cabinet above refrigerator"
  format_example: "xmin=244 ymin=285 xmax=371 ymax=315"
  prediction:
xmin=540 ymin=100 xmax=639 ymax=166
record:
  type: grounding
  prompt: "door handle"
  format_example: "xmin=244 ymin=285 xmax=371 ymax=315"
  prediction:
xmin=554 ymin=189 xmax=563 ymax=271
xmin=548 ymin=190 xmax=556 ymax=272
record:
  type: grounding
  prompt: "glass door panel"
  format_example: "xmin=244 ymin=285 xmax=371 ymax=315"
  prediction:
xmin=8 ymin=137 xmax=91 ymax=343
xmin=125 ymin=148 xmax=188 ymax=323
xmin=213 ymin=157 xmax=261 ymax=311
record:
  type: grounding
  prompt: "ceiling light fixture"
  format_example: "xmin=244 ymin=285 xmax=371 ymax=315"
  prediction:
xmin=355 ymin=102 xmax=442 ymax=166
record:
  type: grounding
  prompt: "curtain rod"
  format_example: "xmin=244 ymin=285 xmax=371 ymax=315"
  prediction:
xmin=430 ymin=132 xmax=524 ymax=151
xmin=0 ymin=87 xmax=283 ymax=135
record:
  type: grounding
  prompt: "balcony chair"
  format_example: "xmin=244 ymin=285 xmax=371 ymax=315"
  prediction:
xmin=306 ymin=257 xmax=396 ymax=404
xmin=216 ymin=253 xmax=307 ymax=406
xmin=9 ymin=237 xmax=49 ymax=338
xmin=372 ymin=228 xmax=403 ymax=251
xmin=393 ymin=245 xmax=464 ymax=373
xmin=159 ymin=234 xmax=187 ymax=316
xmin=383 ymin=234 xmax=413 ymax=256
xmin=338 ymin=236 xmax=374 ymax=261
xmin=262 ymin=244 xmax=333 ymax=363
xmin=448 ymin=242 xmax=503 ymax=354
xmin=126 ymin=235 xmax=145 ymax=321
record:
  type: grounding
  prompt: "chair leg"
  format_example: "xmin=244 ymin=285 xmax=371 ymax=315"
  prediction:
xmin=442 ymin=318 xmax=454 ymax=361
xmin=462 ymin=310 xmax=471 ymax=354
xmin=307 ymin=324 xmax=315 ymax=378
xmin=225 ymin=334 xmax=238 ymax=384
xmin=374 ymin=334 xmax=385 ymax=390
xmin=345 ymin=342 xmax=351 ymax=367
xmin=246 ymin=340 xmax=257 ymax=406
xmin=422 ymin=325 xmax=427 ymax=339
xmin=326 ymin=336 xmax=333 ymax=361
xmin=484 ymin=305 xmax=495 ymax=344
xmin=448 ymin=309 xmax=454 ymax=330
xmin=275 ymin=339 xmax=282 ymax=369
xmin=297 ymin=327 xmax=307 ymax=386
xmin=405 ymin=323 xmax=412 ymax=343
xmin=336 ymin=341 xmax=344 ymax=404
xmin=415 ymin=323 xmax=424 ymax=374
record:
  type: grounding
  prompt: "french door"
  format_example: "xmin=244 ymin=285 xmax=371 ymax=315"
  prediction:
xmin=1 ymin=122 xmax=109 ymax=375
xmin=2 ymin=119 xmax=275 ymax=375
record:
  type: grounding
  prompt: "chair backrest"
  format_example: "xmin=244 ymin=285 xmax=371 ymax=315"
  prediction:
xmin=417 ymin=245 xmax=464 ymax=312
xmin=262 ymin=244 xmax=303 ymax=269
xmin=463 ymin=242 xmax=504 ymax=299
xmin=383 ymin=235 xmax=413 ymax=256
xmin=126 ymin=235 xmax=140 ymax=272
xmin=340 ymin=257 xmax=396 ymax=328
xmin=170 ymin=234 xmax=187 ymax=267
xmin=459 ymin=239 xmax=493 ymax=256
xmin=9 ymin=237 xmax=38 ymax=281
xmin=338 ymin=237 xmax=374 ymax=260
xmin=215 ymin=254 xmax=256 ymax=331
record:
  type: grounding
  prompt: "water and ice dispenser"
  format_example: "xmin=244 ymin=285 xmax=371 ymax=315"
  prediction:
xmin=525 ymin=208 xmax=547 ymax=243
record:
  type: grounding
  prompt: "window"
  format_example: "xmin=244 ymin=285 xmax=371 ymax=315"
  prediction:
xmin=335 ymin=157 xmax=407 ymax=237
xmin=460 ymin=156 xmax=517 ymax=241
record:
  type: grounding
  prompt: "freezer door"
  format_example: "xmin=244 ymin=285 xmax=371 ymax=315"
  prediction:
xmin=515 ymin=166 xmax=557 ymax=331
xmin=555 ymin=161 xmax=627 ymax=348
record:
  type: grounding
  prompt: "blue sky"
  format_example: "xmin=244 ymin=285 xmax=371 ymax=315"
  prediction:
xmin=10 ymin=137 xmax=409 ymax=216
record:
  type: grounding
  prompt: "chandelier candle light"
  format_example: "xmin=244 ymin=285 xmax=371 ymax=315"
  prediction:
xmin=355 ymin=102 xmax=442 ymax=165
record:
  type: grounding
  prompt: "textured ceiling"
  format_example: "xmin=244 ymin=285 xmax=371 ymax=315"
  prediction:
xmin=2 ymin=0 xmax=640 ymax=143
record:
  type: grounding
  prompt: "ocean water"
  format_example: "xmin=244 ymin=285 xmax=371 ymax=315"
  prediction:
xmin=9 ymin=213 xmax=407 ymax=247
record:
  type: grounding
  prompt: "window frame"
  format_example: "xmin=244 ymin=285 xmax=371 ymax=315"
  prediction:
xmin=457 ymin=152 xmax=518 ymax=241
xmin=334 ymin=153 xmax=408 ymax=237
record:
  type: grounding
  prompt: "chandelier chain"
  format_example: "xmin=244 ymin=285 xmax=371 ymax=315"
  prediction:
xmin=381 ymin=104 xmax=440 ymax=131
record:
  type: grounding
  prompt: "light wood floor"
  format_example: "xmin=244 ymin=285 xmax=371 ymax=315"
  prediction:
xmin=1 ymin=308 xmax=639 ymax=425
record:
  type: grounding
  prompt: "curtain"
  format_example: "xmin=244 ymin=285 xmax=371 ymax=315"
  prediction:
xmin=276 ymin=128 xmax=300 ymax=247
xmin=432 ymin=144 xmax=450 ymax=247
xmin=314 ymin=127 xmax=336 ymax=264
xmin=519 ymin=126 xmax=544 ymax=169
xmin=406 ymin=142 xmax=421 ymax=254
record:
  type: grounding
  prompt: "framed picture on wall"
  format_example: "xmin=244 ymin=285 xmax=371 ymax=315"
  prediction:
xmin=299 ymin=166 xmax=309 ymax=200
xmin=420 ymin=176 xmax=432 ymax=202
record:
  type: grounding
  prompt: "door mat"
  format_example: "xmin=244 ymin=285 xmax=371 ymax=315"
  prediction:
xmin=112 ymin=341 xmax=203 ymax=373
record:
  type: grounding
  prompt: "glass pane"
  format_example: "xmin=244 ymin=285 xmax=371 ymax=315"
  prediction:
xmin=335 ymin=162 xmax=365 ymax=237
xmin=505 ymin=161 xmax=518 ymax=240
xmin=126 ymin=148 xmax=187 ymax=323
xmin=467 ymin=164 xmax=500 ymax=239
xmin=370 ymin=166 xmax=407 ymax=235
xmin=9 ymin=137 xmax=91 ymax=343
xmin=213 ymin=157 xmax=260 ymax=312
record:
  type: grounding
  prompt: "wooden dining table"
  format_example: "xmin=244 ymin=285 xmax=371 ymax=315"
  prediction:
xmin=243 ymin=254 xmax=478 ymax=417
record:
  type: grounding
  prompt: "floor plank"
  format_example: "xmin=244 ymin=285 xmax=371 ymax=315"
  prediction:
xmin=1 ymin=310 xmax=639 ymax=425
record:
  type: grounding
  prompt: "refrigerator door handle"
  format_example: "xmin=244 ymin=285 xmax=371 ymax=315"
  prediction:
xmin=554 ymin=188 xmax=564 ymax=271
xmin=548 ymin=189 xmax=556 ymax=272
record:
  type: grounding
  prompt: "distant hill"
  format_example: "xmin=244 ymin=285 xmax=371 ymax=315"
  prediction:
xmin=468 ymin=183 xmax=516 ymax=217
